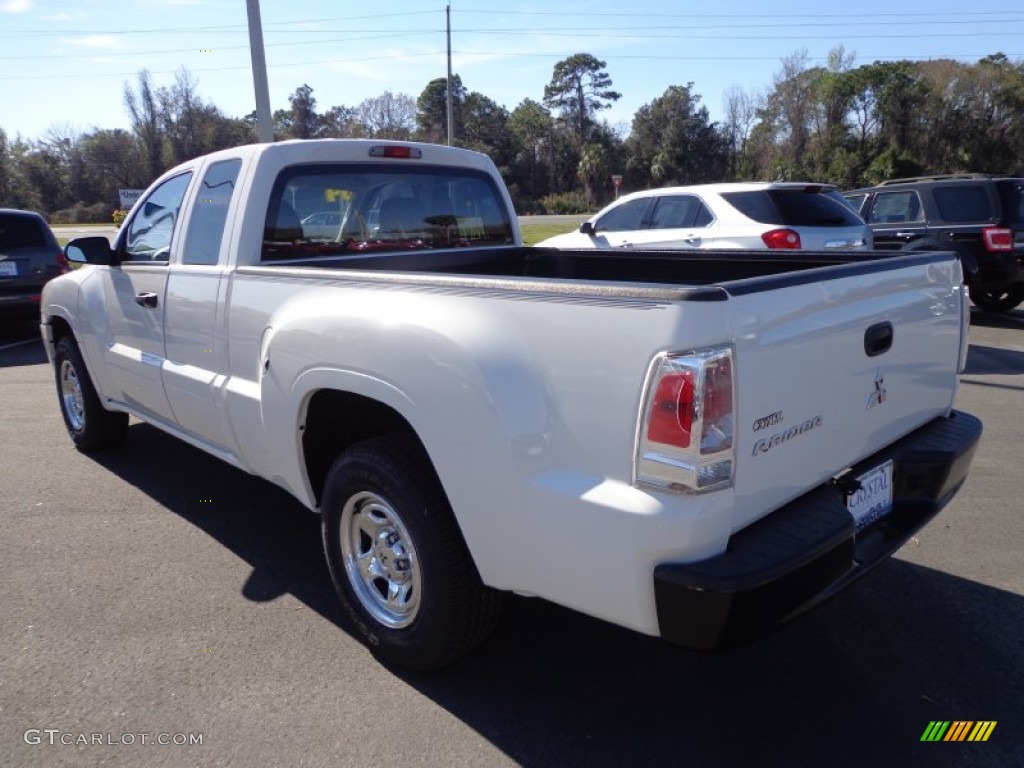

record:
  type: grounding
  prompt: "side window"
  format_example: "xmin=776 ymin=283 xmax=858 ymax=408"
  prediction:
xmin=124 ymin=173 xmax=192 ymax=262
xmin=693 ymin=201 xmax=713 ymax=227
xmin=933 ymin=185 xmax=993 ymax=222
xmin=843 ymin=193 xmax=866 ymax=213
xmin=867 ymin=191 xmax=923 ymax=224
xmin=182 ymin=159 xmax=242 ymax=265
xmin=647 ymin=195 xmax=711 ymax=229
xmin=594 ymin=198 xmax=648 ymax=232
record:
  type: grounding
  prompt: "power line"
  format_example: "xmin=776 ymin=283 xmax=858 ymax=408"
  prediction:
xmin=3 ymin=9 xmax=1023 ymax=37
xmin=2 ymin=49 xmax=1020 ymax=84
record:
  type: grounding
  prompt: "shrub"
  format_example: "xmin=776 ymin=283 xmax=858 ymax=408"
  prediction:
xmin=50 ymin=201 xmax=118 ymax=225
xmin=539 ymin=191 xmax=592 ymax=215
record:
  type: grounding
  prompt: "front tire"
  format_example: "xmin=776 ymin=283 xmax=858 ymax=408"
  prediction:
xmin=53 ymin=335 xmax=128 ymax=451
xmin=969 ymin=283 xmax=1024 ymax=313
xmin=321 ymin=436 xmax=502 ymax=671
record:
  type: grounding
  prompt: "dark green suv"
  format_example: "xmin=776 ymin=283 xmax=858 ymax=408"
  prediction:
xmin=844 ymin=175 xmax=1024 ymax=313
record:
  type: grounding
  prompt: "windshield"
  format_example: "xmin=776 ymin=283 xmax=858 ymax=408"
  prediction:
xmin=262 ymin=163 xmax=514 ymax=261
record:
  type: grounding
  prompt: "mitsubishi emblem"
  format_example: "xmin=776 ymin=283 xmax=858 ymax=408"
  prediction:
xmin=866 ymin=368 xmax=887 ymax=410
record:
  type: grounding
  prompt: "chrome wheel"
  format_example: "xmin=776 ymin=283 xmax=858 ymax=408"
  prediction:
xmin=59 ymin=359 xmax=85 ymax=432
xmin=339 ymin=490 xmax=422 ymax=629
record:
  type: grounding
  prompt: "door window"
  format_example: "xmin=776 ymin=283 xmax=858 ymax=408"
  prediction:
xmin=124 ymin=172 xmax=193 ymax=262
xmin=867 ymin=191 xmax=923 ymax=224
xmin=647 ymin=195 xmax=712 ymax=229
xmin=183 ymin=159 xmax=242 ymax=265
xmin=594 ymin=198 xmax=648 ymax=232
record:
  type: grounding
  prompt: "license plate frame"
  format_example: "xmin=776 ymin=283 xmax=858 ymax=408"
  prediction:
xmin=846 ymin=459 xmax=894 ymax=530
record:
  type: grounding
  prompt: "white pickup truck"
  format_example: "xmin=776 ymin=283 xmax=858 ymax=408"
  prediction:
xmin=42 ymin=139 xmax=981 ymax=670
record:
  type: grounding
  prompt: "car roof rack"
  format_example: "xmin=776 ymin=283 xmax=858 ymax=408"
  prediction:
xmin=876 ymin=173 xmax=996 ymax=186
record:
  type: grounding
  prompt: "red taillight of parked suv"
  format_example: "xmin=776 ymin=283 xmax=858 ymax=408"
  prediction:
xmin=982 ymin=227 xmax=1013 ymax=252
xmin=761 ymin=228 xmax=802 ymax=249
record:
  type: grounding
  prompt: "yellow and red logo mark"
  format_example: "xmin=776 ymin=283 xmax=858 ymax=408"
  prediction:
xmin=921 ymin=721 xmax=996 ymax=742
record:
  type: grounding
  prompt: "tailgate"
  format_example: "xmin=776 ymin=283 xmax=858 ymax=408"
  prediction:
xmin=725 ymin=252 xmax=966 ymax=532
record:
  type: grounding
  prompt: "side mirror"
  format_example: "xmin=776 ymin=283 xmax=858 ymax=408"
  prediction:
xmin=579 ymin=221 xmax=595 ymax=235
xmin=66 ymin=236 xmax=115 ymax=266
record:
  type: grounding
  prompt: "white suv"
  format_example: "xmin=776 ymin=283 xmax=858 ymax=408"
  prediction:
xmin=536 ymin=182 xmax=872 ymax=252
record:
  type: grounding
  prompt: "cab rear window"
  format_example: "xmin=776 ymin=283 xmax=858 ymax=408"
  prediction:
xmin=721 ymin=189 xmax=863 ymax=226
xmin=261 ymin=163 xmax=514 ymax=261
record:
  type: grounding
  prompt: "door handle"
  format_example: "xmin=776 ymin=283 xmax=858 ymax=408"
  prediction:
xmin=864 ymin=322 xmax=893 ymax=357
xmin=134 ymin=292 xmax=158 ymax=308
xmin=684 ymin=236 xmax=701 ymax=245
xmin=894 ymin=232 xmax=915 ymax=238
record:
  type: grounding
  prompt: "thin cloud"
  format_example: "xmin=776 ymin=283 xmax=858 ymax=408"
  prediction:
xmin=2 ymin=0 xmax=32 ymax=13
xmin=71 ymin=35 xmax=120 ymax=49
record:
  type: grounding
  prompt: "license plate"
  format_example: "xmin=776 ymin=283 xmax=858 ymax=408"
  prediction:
xmin=847 ymin=460 xmax=894 ymax=530
xmin=0 ymin=261 xmax=17 ymax=276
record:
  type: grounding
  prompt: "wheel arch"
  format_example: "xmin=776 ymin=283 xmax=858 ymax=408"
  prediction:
xmin=300 ymin=388 xmax=434 ymax=510
xmin=47 ymin=314 xmax=74 ymax=342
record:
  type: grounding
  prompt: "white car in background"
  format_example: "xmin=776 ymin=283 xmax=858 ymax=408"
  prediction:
xmin=536 ymin=182 xmax=872 ymax=251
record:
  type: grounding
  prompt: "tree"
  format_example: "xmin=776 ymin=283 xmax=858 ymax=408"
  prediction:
xmin=320 ymin=105 xmax=364 ymax=138
xmin=543 ymin=53 xmax=621 ymax=147
xmin=288 ymin=84 xmax=320 ymax=139
xmin=124 ymin=70 xmax=165 ymax=181
xmin=416 ymin=76 xmax=466 ymax=143
xmin=79 ymin=128 xmax=147 ymax=204
xmin=627 ymin=84 xmax=729 ymax=187
xmin=722 ymin=85 xmax=761 ymax=177
xmin=506 ymin=99 xmax=556 ymax=207
xmin=764 ymin=50 xmax=818 ymax=176
xmin=462 ymin=92 xmax=511 ymax=164
xmin=357 ymin=92 xmax=416 ymax=139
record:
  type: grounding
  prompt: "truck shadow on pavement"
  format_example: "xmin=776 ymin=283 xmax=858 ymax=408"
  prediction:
xmin=964 ymin=344 xmax=1024 ymax=376
xmin=90 ymin=423 xmax=1023 ymax=768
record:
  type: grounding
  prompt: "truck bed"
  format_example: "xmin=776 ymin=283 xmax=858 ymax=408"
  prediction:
xmin=260 ymin=245 xmax=950 ymax=293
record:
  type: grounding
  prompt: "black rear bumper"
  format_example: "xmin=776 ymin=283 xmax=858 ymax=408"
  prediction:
xmin=653 ymin=410 xmax=983 ymax=650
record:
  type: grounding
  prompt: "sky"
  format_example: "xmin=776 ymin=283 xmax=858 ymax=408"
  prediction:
xmin=1 ymin=0 xmax=1023 ymax=142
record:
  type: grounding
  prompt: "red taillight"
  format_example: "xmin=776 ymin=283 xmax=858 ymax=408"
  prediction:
xmin=646 ymin=371 xmax=695 ymax=448
xmin=637 ymin=347 xmax=736 ymax=492
xmin=761 ymin=228 xmax=801 ymax=249
xmin=983 ymin=227 xmax=1012 ymax=252
xmin=369 ymin=145 xmax=422 ymax=159
xmin=56 ymin=249 xmax=70 ymax=274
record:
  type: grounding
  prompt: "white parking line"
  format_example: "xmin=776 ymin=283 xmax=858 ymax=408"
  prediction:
xmin=0 ymin=338 xmax=39 ymax=352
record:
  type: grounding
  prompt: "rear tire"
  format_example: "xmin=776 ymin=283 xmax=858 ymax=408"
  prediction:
xmin=321 ymin=436 xmax=502 ymax=671
xmin=969 ymin=283 xmax=1024 ymax=313
xmin=53 ymin=335 xmax=128 ymax=451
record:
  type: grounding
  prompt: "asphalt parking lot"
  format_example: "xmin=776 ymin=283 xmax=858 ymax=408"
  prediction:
xmin=1 ymin=308 xmax=1022 ymax=768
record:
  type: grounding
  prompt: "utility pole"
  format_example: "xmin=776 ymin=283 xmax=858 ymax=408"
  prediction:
xmin=245 ymin=0 xmax=273 ymax=143
xmin=446 ymin=4 xmax=453 ymax=146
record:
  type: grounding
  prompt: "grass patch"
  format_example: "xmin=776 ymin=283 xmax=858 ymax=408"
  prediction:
xmin=520 ymin=222 xmax=578 ymax=246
